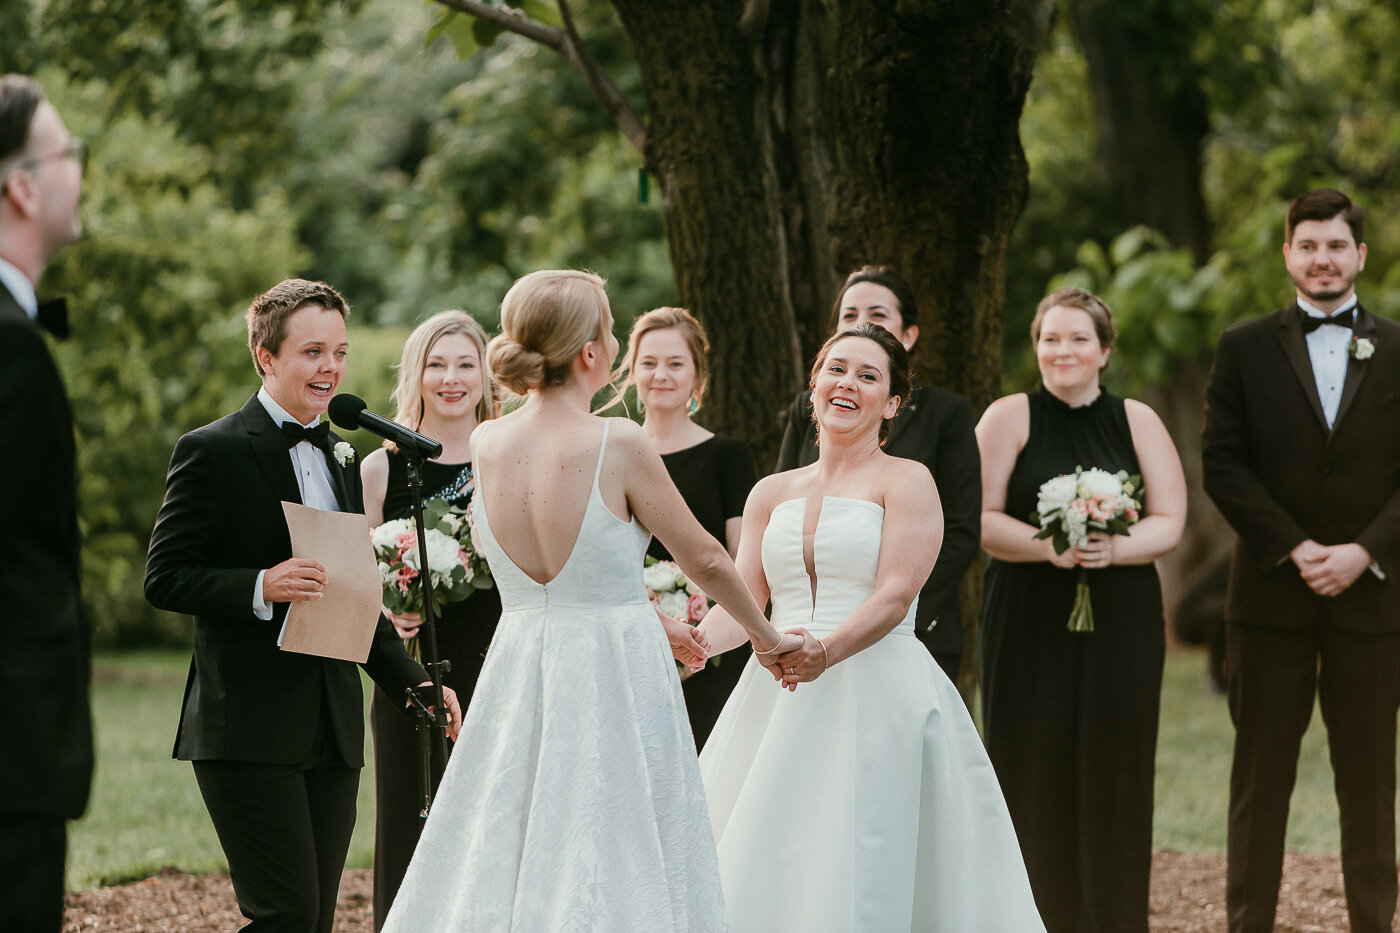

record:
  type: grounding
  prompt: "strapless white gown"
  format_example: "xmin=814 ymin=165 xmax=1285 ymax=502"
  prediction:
xmin=699 ymin=497 xmax=1045 ymax=932
xmin=383 ymin=421 xmax=726 ymax=932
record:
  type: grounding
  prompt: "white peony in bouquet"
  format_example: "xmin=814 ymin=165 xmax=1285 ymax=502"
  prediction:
xmin=372 ymin=496 xmax=493 ymax=620
xmin=643 ymin=556 xmax=716 ymax=674
xmin=643 ymin=556 xmax=710 ymax=625
xmin=1032 ymin=466 xmax=1142 ymax=632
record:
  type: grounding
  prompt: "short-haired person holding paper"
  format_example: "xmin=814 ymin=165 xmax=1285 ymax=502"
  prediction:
xmin=145 ymin=279 xmax=461 ymax=933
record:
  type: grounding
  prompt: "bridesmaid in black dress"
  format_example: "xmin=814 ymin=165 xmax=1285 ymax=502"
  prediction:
xmin=360 ymin=310 xmax=502 ymax=931
xmin=624 ymin=307 xmax=757 ymax=749
xmin=976 ymin=287 xmax=1187 ymax=933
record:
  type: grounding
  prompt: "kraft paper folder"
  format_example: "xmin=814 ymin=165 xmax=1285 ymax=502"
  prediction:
xmin=277 ymin=501 xmax=383 ymax=663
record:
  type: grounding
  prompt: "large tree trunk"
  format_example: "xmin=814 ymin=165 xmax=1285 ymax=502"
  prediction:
xmin=824 ymin=0 xmax=1055 ymax=692
xmin=1071 ymin=0 xmax=1211 ymax=264
xmin=745 ymin=0 xmax=841 ymax=364
xmin=611 ymin=0 xmax=807 ymax=466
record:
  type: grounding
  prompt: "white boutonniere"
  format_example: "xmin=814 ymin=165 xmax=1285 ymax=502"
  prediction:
xmin=333 ymin=441 xmax=356 ymax=466
xmin=1351 ymin=336 xmax=1375 ymax=361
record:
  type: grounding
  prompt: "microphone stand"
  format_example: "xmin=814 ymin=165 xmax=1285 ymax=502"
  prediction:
xmin=403 ymin=453 xmax=451 ymax=819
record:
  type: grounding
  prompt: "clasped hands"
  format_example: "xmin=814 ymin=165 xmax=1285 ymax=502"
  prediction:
xmin=756 ymin=629 xmax=825 ymax=692
xmin=660 ymin=614 xmax=825 ymax=691
xmin=1290 ymin=539 xmax=1372 ymax=597
xmin=1048 ymin=531 xmax=1115 ymax=570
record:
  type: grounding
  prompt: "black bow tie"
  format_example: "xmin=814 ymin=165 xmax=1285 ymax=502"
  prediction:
xmin=1300 ymin=310 xmax=1354 ymax=333
xmin=36 ymin=297 xmax=69 ymax=340
xmin=281 ymin=420 xmax=331 ymax=452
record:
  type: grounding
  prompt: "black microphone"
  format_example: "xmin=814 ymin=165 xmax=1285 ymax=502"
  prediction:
xmin=328 ymin=394 xmax=444 ymax=460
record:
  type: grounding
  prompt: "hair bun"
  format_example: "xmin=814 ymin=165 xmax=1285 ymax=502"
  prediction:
xmin=488 ymin=335 xmax=547 ymax=396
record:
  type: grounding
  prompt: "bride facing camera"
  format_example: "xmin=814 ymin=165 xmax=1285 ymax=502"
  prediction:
xmin=696 ymin=323 xmax=1047 ymax=932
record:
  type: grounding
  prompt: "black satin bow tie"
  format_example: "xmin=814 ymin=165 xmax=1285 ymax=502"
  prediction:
xmin=36 ymin=297 xmax=69 ymax=340
xmin=281 ymin=420 xmax=331 ymax=451
xmin=1300 ymin=310 xmax=1354 ymax=333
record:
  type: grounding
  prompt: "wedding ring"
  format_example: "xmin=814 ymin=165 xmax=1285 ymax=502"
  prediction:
xmin=787 ymin=667 xmax=796 ymax=674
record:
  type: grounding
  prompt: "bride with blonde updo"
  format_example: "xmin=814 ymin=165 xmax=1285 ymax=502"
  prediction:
xmin=382 ymin=270 xmax=801 ymax=932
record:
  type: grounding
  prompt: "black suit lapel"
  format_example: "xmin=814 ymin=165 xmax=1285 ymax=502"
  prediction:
xmin=1275 ymin=306 xmax=1329 ymax=432
xmin=884 ymin=383 xmax=924 ymax=450
xmin=241 ymin=397 xmax=304 ymax=505
xmin=1332 ymin=304 xmax=1375 ymax=435
xmin=323 ymin=435 xmax=353 ymax=513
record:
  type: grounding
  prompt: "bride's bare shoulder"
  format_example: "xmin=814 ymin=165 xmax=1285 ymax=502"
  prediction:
xmin=747 ymin=468 xmax=805 ymax=513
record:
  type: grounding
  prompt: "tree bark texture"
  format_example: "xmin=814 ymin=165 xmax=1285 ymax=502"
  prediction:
xmin=823 ymin=0 xmax=1055 ymax=692
xmin=826 ymin=0 xmax=1055 ymax=408
xmin=1070 ymin=0 xmax=1212 ymax=263
xmin=612 ymin=0 xmax=807 ymax=464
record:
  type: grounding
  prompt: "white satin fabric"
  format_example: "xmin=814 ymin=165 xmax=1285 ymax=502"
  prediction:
xmin=383 ymin=420 xmax=726 ymax=932
xmin=700 ymin=497 xmax=1045 ymax=933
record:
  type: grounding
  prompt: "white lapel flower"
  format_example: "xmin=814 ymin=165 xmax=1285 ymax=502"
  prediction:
xmin=1351 ymin=336 xmax=1375 ymax=361
xmin=333 ymin=441 xmax=356 ymax=466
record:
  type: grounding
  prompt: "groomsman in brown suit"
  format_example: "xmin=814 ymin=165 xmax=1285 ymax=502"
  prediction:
xmin=1203 ymin=187 xmax=1400 ymax=933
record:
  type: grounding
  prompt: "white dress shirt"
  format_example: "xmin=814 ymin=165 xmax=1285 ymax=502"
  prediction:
xmin=1299 ymin=294 xmax=1358 ymax=430
xmin=1297 ymin=295 xmax=1383 ymax=578
xmin=252 ymin=387 xmax=342 ymax=619
xmin=0 ymin=256 xmax=37 ymax=320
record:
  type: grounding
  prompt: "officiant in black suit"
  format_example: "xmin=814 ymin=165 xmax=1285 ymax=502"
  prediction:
xmin=0 ymin=74 xmax=94 ymax=933
xmin=776 ymin=265 xmax=981 ymax=682
xmin=145 ymin=279 xmax=461 ymax=933
xmin=1203 ymin=188 xmax=1400 ymax=933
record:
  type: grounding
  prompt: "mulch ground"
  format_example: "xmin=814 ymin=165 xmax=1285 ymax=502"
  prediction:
xmin=63 ymin=850 xmax=1357 ymax=932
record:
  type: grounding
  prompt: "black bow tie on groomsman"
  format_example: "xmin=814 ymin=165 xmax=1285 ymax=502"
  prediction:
xmin=1299 ymin=308 xmax=1355 ymax=333
xmin=36 ymin=297 xmax=69 ymax=340
xmin=281 ymin=420 xmax=332 ymax=453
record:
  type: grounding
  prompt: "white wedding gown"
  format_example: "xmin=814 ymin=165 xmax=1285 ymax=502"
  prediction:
xmin=699 ymin=497 xmax=1046 ymax=932
xmin=383 ymin=420 xmax=726 ymax=932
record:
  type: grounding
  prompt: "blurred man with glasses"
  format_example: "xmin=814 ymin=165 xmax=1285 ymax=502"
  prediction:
xmin=0 ymin=73 xmax=93 ymax=933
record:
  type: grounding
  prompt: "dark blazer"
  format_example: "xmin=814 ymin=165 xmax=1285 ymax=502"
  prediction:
xmin=775 ymin=383 xmax=982 ymax=654
xmin=0 ymin=286 xmax=93 ymax=820
xmin=1203 ymin=302 xmax=1400 ymax=633
xmin=145 ymin=394 xmax=426 ymax=765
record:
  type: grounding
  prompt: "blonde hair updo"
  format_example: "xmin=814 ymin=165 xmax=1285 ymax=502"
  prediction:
xmin=489 ymin=270 xmax=612 ymax=396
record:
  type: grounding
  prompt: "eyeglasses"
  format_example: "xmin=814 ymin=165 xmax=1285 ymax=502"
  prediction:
xmin=16 ymin=137 xmax=87 ymax=172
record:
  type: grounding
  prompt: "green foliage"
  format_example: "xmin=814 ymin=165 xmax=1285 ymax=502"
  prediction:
xmin=41 ymin=75 xmax=310 ymax=646
xmin=1008 ymin=0 xmax=1400 ymax=397
xmin=35 ymin=0 xmax=356 ymax=192
xmin=271 ymin=1 xmax=669 ymax=327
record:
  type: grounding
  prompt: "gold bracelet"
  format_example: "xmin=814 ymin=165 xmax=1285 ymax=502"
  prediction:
xmin=753 ymin=634 xmax=784 ymax=655
xmin=815 ymin=636 xmax=829 ymax=673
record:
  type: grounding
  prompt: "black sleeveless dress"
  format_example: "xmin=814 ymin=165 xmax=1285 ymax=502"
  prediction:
xmin=646 ymin=434 xmax=757 ymax=751
xmin=978 ymin=388 xmax=1164 ymax=933
xmin=370 ymin=451 xmax=502 ymax=930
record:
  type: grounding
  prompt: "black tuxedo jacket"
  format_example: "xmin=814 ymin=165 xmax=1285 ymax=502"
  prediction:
xmin=145 ymin=394 xmax=426 ymax=765
xmin=0 ymin=285 xmax=93 ymax=821
xmin=1203 ymin=302 xmax=1400 ymax=633
xmin=775 ymin=383 xmax=982 ymax=654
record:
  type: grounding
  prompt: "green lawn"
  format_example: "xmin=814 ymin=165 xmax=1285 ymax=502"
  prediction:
xmin=1152 ymin=647 xmax=1344 ymax=852
xmin=68 ymin=647 xmax=1359 ymax=890
xmin=69 ymin=649 xmax=379 ymax=888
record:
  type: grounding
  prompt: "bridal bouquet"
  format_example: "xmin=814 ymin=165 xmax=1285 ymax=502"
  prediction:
xmin=643 ymin=556 xmax=710 ymax=624
xmin=1032 ymin=466 xmax=1142 ymax=632
xmin=372 ymin=496 xmax=493 ymax=621
xmin=644 ymin=556 xmax=718 ymax=673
